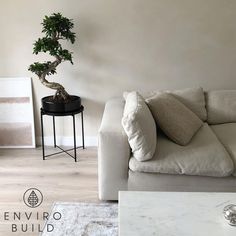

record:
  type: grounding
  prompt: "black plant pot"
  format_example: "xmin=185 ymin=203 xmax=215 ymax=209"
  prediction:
xmin=42 ymin=95 xmax=81 ymax=113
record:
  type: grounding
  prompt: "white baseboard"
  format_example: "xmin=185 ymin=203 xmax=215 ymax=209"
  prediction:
xmin=36 ymin=136 xmax=98 ymax=147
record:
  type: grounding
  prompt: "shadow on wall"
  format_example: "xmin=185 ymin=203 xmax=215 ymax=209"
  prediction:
xmin=70 ymin=16 xmax=152 ymax=99
xmin=80 ymin=97 xmax=105 ymax=134
xmin=31 ymin=79 xmax=42 ymax=141
xmin=71 ymin=16 xmax=201 ymax=98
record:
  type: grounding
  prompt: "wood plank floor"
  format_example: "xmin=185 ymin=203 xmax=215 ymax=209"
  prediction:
xmin=0 ymin=147 xmax=98 ymax=236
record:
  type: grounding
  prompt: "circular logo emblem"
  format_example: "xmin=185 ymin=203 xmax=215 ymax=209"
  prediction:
xmin=23 ymin=188 xmax=43 ymax=208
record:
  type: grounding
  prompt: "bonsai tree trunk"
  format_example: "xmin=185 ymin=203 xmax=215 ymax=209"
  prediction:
xmin=39 ymin=59 xmax=70 ymax=101
xmin=39 ymin=76 xmax=69 ymax=100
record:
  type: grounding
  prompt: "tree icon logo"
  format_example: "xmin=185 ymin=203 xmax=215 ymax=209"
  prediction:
xmin=23 ymin=188 xmax=43 ymax=208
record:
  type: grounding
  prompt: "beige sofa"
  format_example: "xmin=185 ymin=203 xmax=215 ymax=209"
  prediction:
xmin=98 ymin=89 xmax=236 ymax=200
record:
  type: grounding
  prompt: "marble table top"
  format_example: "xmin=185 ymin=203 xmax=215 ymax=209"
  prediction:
xmin=119 ymin=191 xmax=236 ymax=236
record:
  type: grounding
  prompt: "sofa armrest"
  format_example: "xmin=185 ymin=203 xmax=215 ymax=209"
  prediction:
xmin=98 ymin=98 xmax=130 ymax=200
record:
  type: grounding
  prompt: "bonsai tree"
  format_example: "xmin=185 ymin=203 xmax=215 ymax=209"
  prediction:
xmin=29 ymin=13 xmax=76 ymax=102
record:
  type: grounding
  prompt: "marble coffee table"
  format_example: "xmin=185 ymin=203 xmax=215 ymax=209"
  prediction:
xmin=119 ymin=191 xmax=236 ymax=236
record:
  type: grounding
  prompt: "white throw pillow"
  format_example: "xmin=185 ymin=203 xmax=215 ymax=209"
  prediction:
xmin=122 ymin=91 xmax=157 ymax=161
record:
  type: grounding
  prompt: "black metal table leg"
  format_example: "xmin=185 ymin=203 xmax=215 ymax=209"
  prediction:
xmin=40 ymin=106 xmax=84 ymax=161
xmin=72 ymin=114 xmax=77 ymax=162
xmin=53 ymin=116 xmax=56 ymax=148
xmin=40 ymin=109 xmax=45 ymax=160
xmin=81 ymin=111 xmax=85 ymax=149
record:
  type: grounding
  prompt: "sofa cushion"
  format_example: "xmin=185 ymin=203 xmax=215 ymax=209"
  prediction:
xmin=211 ymin=123 xmax=236 ymax=176
xmin=145 ymin=87 xmax=207 ymax=121
xmin=129 ymin=123 xmax=234 ymax=177
xmin=206 ymin=90 xmax=236 ymax=124
xmin=146 ymin=93 xmax=203 ymax=146
xmin=122 ymin=91 xmax=157 ymax=161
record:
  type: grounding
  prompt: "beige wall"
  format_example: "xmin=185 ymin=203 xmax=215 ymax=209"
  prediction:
xmin=1 ymin=0 xmax=236 ymax=145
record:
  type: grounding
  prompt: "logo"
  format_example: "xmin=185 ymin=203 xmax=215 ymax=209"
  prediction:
xmin=23 ymin=188 xmax=43 ymax=208
xmin=2 ymin=188 xmax=61 ymax=233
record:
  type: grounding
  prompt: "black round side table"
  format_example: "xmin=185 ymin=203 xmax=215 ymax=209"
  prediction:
xmin=40 ymin=106 xmax=85 ymax=162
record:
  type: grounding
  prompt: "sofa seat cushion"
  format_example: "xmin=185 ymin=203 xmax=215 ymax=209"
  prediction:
xmin=211 ymin=123 xmax=236 ymax=176
xmin=129 ymin=123 xmax=234 ymax=177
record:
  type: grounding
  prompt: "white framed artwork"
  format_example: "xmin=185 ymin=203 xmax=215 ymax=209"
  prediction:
xmin=0 ymin=77 xmax=35 ymax=148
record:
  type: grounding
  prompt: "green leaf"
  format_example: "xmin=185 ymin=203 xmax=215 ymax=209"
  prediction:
xmin=28 ymin=61 xmax=57 ymax=76
xmin=41 ymin=13 xmax=76 ymax=43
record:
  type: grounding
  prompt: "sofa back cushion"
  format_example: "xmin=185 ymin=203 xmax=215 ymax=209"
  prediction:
xmin=206 ymin=90 xmax=236 ymax=124
xmin=146 ymin=93 xmax=203 ymax=146
xmin=122 ymin=91 xmax=157 ymax=161
xmin=145 ymin=87 xmax=207 ymax=121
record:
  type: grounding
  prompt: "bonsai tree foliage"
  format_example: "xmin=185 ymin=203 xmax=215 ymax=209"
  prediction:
xmin=29 ymin=13 xmax=76 ymax=101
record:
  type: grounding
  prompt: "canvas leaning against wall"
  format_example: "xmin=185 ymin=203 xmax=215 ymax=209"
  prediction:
xmin=0 ymin=77 xmax=35 ymax=148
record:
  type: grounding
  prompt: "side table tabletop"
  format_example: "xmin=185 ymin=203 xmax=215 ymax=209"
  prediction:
xmin=40 ymin=106 xmax=85 ymax=162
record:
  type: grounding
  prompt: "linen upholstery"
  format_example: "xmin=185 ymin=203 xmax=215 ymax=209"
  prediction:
xmin=129 ymin=123 xmax=234 ymax=177
xmin=206 ymin=90 xmax=236 ymax=124
xmin=146 ymin=93 xmax=203 ymax=145
xmin=145 ymin=87 xmax=207 ymax=121
xmin=122 ymin=91 xmax=157 ymax=161
xmin=98 ymin=91 xmax=236 ymax=201
xmin=211 ymin=123 xmax=236 ymax=176
xmin=128 ymin=171 xmax=236 ymax=192
xmin=98 ymin=98 xmax=129 ymax=200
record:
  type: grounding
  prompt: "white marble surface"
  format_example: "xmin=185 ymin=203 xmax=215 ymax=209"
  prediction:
xmin=119 ymin=191 xmax=236 ymax=236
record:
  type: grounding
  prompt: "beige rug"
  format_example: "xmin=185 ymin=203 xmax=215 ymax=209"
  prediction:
xmin=41 ymin=202 xmax=118 ymax=236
